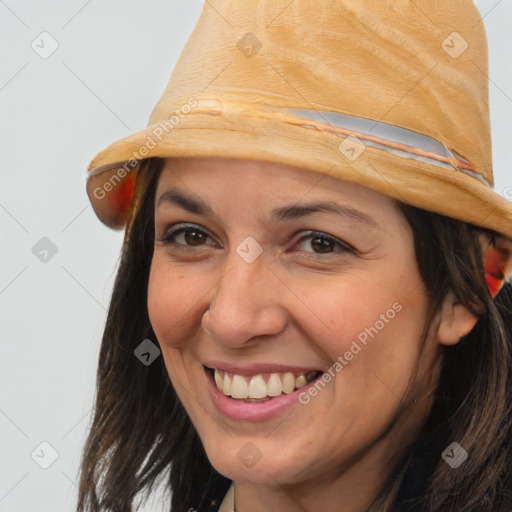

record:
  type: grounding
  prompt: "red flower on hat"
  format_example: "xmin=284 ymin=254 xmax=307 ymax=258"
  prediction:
xmin=483 ymin=236 xmax=512 ymax=298
xmin=107 ymin=173 xmax=136 ymax=220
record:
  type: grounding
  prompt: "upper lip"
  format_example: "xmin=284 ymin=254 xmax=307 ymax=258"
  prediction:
xmin=203 ymin=360 xmax=322 ymax=376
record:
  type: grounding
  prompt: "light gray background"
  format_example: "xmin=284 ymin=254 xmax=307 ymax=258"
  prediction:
xmin=0 ymin=1 xmax=510 ymax=511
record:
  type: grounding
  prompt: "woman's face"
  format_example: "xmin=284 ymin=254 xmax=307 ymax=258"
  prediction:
xmin=148 ymin=157 xmax=440 ymax=487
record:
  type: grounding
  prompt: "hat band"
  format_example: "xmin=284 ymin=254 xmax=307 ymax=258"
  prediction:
xmin=281 ymin=107 xmax=488 ymax=186
xmin=193 ymin=99 xmax=488 ymax=187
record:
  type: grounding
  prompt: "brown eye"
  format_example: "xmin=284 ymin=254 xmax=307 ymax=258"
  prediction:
xmin=310 ymin=236 xmax=335 ymax=253
xmin=184 ymin=230 xmax=207 ymax=246
xmin=292 ymin=231 xmax=354 ymax=256
xmin=160 ymin=225 xmax=215 ymax=248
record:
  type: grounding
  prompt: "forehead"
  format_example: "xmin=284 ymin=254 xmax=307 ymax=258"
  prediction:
xmin=153 ymin=158 xmax=413 ymax=241
xmin=156 ymin=157 xmax=398 ymax=210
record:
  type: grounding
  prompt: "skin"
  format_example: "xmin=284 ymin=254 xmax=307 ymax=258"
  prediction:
xmin=148 ymin=157 xmax=477 ymax=512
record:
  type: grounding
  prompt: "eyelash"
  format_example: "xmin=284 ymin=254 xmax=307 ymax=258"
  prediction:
xmin=158 ymin=224 xmax=355 ymax=257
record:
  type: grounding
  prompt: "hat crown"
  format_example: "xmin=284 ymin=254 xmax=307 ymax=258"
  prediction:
xmin=87 ymin=0 xmax=512 ymax=242
xmin=151 ymin=0 xmax=492 ymax=183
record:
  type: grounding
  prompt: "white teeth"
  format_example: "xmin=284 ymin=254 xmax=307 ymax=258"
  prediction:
xmin=214 ymin=369 xmax=224 ymax=392
xmin=282 ymin=372 xmax=296 ymax=394
xmin=249 ymin=375 xmax=267 ymax=399
xmin=212 ymin=368 xmax=319 ymax=399
xmin=231 ymin=374 xmax=249 ymax=399
xmin=222 ymin=372 xmax=232 ymax=396
xmin=295 ymin=374 xmax=307 ymax=389
xmin=267 ymin=373 xmax=282 ymax=396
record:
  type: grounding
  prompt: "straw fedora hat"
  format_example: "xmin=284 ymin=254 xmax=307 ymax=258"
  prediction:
xmin=86 ymin=0 xmax=512 ymax=247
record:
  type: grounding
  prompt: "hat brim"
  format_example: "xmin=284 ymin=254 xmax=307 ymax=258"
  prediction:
xmin=87 ymin=109 xmax=512 ymax=241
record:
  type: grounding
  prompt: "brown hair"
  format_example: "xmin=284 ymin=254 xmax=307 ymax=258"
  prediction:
xmin=77 ymin=157 xmax=512 ymax=512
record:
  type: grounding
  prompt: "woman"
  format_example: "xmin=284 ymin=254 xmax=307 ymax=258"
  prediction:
xmin=78 ymin=1 xmax=512 ymax=511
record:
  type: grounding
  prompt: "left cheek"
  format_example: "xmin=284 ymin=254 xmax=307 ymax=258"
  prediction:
xmin=344 ymin=300 xmax=428 ymax=401
xmin=301 ymin=284 xmax=396 ymax=353
xmin=313 ymin=286 xmax=425 ymax=388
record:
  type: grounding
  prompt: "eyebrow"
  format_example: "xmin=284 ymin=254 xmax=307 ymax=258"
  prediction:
xmin=157 ymin=189 xmax=380 ymax=228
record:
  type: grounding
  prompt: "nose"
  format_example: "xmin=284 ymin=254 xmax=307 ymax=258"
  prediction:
xmin=202 ymin=250 xmax=288 ymax=347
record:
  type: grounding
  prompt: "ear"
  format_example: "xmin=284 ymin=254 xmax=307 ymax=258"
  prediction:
xmin=437 ymin=291 xmax=479 ymax=346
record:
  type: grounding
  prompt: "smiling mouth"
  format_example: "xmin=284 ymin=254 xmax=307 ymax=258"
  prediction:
xmin=205 ymin=366 xmax=323 ymax=402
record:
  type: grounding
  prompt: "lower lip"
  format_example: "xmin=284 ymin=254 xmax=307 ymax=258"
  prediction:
xmin=205 ymin=367 xmax=320 ymax=422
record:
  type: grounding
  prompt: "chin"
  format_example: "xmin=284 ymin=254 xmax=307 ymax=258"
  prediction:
xmin=204 ymin=442 xmax=311 ymax=485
